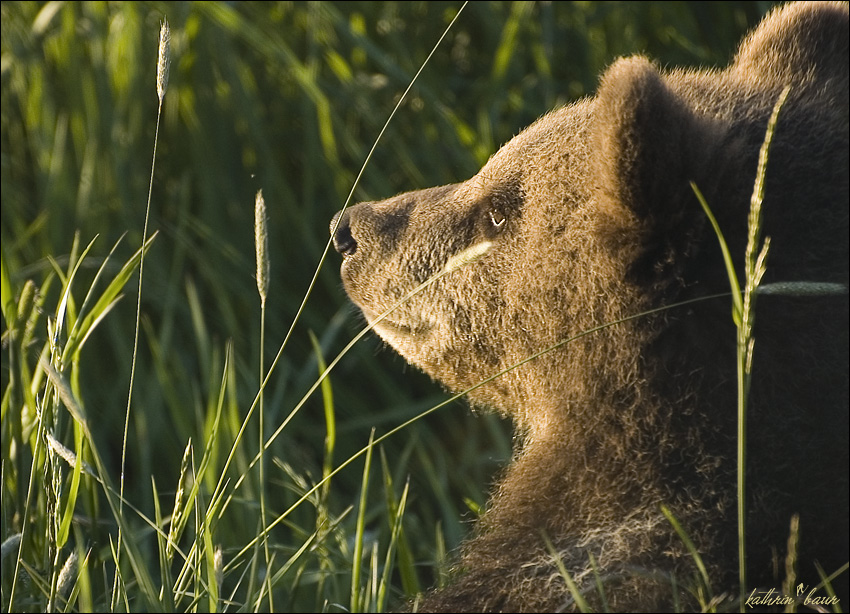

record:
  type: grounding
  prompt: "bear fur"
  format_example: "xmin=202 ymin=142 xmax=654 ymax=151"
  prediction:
xmin=331 ymin=2 xmax=849 ymax=611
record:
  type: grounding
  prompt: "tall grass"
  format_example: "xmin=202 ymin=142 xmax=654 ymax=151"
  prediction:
xmin=113 ymin=17 xmax=169 ymax=612
xmin=693 ymin=85 xmax=789 ymax=610
xmin=1 ymin=2 xmax=773 ymax=611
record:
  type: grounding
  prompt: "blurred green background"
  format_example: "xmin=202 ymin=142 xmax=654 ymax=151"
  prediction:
xmin=2 ymin=2 xmax=775 ymax=611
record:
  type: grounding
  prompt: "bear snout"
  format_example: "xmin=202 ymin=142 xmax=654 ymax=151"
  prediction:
xmin=330 ymin=209 xmax=357 ymax=257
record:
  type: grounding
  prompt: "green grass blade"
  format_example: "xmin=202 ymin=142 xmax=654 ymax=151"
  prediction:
xmin=151 ymin=475 xmax=176 ymax=612
xmin=377 ymin=472 xmax=410 ymax=612
xmin=63 ymin=232 xmax=157 ymax=362
xmin=55 ymin=419 xmax=84 ymax=548
xmin=52 ymin=234 xmax=99 ymax=352
xmin=691 ymin=181 xmax=742 ymax=325
xmin=308 ymin=330 xmax=336 ymax=494
xmin=380 ymin=448 xmax=419 ymax=598
xmin=351 ymin=429 xmax=375 ymax=613
xmin=661 ymin=504 xmax=713 ymax=605
xmin=541 ymin=532 xmax=592 ymax=613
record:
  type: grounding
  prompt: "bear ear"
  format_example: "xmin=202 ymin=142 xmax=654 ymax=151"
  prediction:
xmin=733 ymin=2 xmax=849 ymax=91
xmin=591 ymin=56 xmax=706 ymax=228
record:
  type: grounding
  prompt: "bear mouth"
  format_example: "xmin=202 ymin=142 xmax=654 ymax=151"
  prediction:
xmin=357 ymin=305 xmax=433 ymax=346
xmin=339 ymin=260 xmax=437 ymax=349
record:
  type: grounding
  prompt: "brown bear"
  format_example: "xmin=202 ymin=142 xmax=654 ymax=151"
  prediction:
xmin=331 ymin=2 xmax=849 ymax=611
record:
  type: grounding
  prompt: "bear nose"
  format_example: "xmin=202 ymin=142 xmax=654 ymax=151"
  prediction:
xmin=330 ymin=209 xmax=357 ymax=256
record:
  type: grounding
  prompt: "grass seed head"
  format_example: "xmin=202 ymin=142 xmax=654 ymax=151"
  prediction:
xmin=443 ymin=240 xmax=493 ymax=273
xmin=214 ymin=545 xmax=224 ymax=592
xmin=157 ymin=19 xmax=171 ymax=103
xmin=57 ymin=550 xmax=79 ymax=597
xmin=255 ymin=190 xmax=270 ymax=306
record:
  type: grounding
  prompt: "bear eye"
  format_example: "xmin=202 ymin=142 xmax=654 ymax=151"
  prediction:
xmin=489 ymin=210 xmax=506 ymax=229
